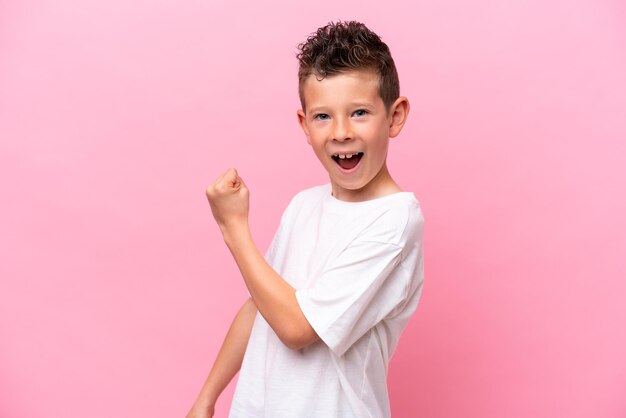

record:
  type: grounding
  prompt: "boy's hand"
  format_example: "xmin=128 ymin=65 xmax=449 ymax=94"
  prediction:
xmin=205 ymin=168 xmax=250 ymax=232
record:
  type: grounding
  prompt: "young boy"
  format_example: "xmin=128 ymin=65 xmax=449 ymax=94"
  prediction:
xmin=187 ymin=21 xmax=424 ymax=418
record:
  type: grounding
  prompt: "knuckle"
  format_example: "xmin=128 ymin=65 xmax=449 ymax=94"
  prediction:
xmin=206 ymin=184 xmax=220 ymax=197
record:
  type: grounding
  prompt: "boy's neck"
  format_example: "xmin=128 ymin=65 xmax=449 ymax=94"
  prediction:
xmin=331 ymin=164 xmax=402 ymax=203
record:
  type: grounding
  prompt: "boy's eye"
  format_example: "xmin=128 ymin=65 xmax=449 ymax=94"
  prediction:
xmin=314 ymin=113 xmax=330 ymax=121
xmin=353 ymin=109 xmax=368 ymax=117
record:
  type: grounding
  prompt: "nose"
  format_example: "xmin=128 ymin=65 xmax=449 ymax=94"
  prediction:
xmin=331 ymin=117 xmax=352 ymax=142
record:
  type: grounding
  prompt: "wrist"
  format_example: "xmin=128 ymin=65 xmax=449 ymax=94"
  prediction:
xmin=195 ymin=387 xmax=218 ymax=409
xmin=221 ymin=221 xmax=251 ymax=246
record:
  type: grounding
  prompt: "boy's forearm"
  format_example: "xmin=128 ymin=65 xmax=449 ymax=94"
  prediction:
xmin=192 ymin=297 xmax=257 ymax=408
xmin=222 ymin=223 xmax=318 ymax=349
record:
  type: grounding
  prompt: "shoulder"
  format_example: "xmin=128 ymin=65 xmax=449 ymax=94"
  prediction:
xmin=290 ymin=183 xmax=329 ymax=204
xmin=284 ymin=183 xmax=329 ymax=213
xmin=278 ymin=183 xmax=329 ymax=223
xmin=356 ymin=194 xmax=424 ymax=248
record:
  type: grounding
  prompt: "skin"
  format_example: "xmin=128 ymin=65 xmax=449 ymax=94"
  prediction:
xmin=185 ymin=298 xmax=257 ymax=418
xmin=297 ymin=68 xmax=410 ymax=201
xmin=187 ymin=68 xmax=410 ymax=417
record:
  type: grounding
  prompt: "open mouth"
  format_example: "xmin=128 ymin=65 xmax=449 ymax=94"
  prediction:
xmin=332 ymin=152 xmax=364 ymax=170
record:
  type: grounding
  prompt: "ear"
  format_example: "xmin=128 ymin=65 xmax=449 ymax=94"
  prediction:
xmin=388 ymin=96 xmax=410 ymax=138
xmin=297 ymin=109 xmax=312 ymax=145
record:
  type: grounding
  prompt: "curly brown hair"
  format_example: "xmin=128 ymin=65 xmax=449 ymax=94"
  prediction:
xmin=296 ymin=21 xmax=400 ymax=112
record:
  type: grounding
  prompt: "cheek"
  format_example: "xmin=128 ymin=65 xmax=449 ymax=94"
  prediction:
xmin=309 ymin=131 xmax=328 ymax=150
xmin=310 ymin=139 xmax=327 ymax=157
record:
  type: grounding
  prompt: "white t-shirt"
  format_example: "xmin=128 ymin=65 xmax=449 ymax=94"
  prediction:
xmin=229 ymin=183 xmax=425 ymax=418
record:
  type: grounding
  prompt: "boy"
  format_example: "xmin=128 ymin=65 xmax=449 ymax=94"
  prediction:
xmin=187 ymin=21 xmax=424 ymax=418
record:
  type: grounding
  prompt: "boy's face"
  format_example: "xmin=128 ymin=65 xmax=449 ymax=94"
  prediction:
xmin=297 ymin=69 xmax=409 ymax=202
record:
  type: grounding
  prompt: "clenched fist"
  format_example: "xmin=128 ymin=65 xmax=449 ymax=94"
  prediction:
xmin=205 ymin=167 xmax=249 ymax=232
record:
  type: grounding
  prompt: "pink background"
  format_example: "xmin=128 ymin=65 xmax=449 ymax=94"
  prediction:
xmin=1 ymin=0 xmax=625 ymax=417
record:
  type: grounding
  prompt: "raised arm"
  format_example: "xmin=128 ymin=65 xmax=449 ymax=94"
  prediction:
xmin=186 ymin=297 xmax=257 ymax=418
xmin=205 ymin=168 xmax=320 ymax=351
xmin=221 ymin=224 xmax=319 ymax=350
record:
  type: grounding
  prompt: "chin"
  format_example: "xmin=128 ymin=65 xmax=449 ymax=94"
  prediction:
xmin=336 ymin=180 xmax=368 ymax=191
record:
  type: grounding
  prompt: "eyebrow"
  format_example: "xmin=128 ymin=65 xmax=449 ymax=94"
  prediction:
xmin=307 ymin=107 xmax=327 ymax=114
xmin=351 ymin=102 xmax=375 ymax=108
xmin=308 ymin=103 xmax=375 ymax=114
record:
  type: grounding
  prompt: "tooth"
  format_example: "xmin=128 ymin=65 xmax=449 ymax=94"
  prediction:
xmin=346 ymin=154 xmax=353 ymax=158
xmin=339 ymin=155 xmax=346 ymax=159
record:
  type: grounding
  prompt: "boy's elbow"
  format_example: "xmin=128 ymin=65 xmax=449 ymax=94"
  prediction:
xmin=279 ymin=323 xmax=320 ymax=351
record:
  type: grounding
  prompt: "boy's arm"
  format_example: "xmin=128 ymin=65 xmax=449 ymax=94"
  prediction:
xmin=222 ymin=224 xmax=320 ymax=350
xmin=186 ymin=297 xmax=257 ymax=418
xmin=205 ymin=168 xmax=320 ymax=351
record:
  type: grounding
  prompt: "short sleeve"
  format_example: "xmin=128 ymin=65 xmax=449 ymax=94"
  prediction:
xmin=247 ymin=194 xmax=298 ymax=298
xmin=264 ymin=191 xmax=302 ymax=264
xmin=295 ymin=239 xmax=406 ymax=357
xmin=263 ymin=227 xmax=279 ymax=264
